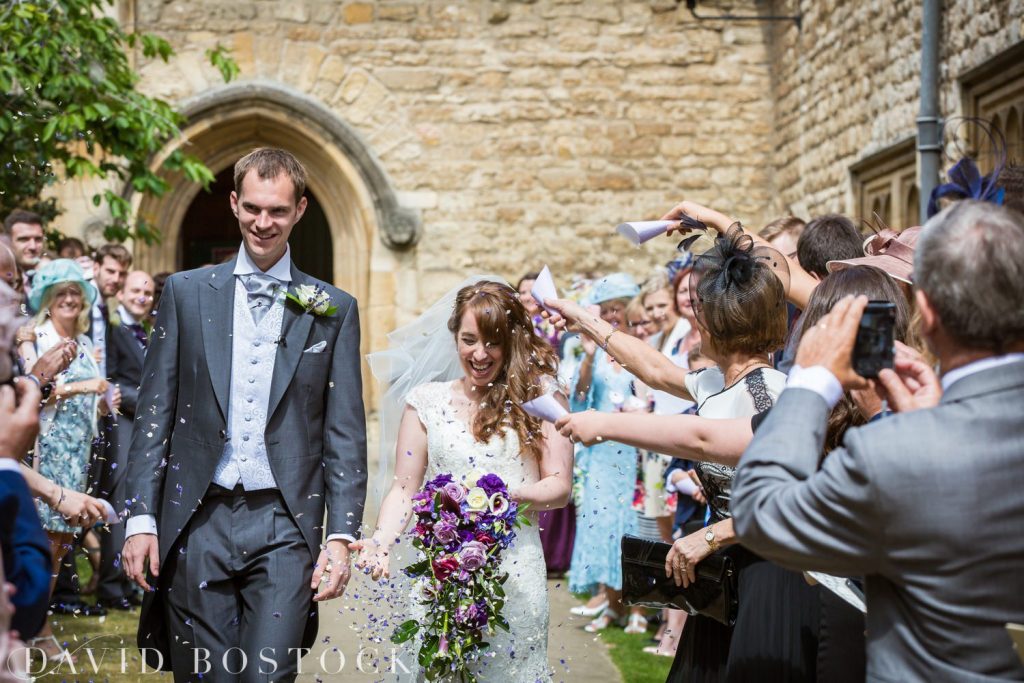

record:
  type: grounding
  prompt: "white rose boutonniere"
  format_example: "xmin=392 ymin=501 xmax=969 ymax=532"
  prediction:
xmin=285 ymin=284 xmax=337 ymax=316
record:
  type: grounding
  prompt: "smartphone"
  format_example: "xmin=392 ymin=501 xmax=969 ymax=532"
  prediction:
xmin=852 ymin=301 xmax=896 ymax=378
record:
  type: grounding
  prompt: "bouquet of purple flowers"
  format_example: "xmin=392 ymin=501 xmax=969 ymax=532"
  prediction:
xmin=392 ymin=471 xmax=529 ymax=681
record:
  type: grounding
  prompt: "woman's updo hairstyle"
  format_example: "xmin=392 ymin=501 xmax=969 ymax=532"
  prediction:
xmin=447 ymin=281 xmax=559 ymax=460
xmin=689 ymin=224 xmax=789 ymax=356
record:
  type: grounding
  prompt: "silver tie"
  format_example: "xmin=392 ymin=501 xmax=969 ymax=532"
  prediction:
xmin=241 ymin=273 xmax=281 ymax=326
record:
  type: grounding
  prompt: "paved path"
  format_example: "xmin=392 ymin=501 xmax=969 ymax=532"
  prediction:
xmin=295 ymin=420 xmax=620 ymax=682
xmin=297 ymin=576 xmax=621 ymax=682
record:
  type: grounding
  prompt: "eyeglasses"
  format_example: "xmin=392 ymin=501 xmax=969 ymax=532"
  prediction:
xmin=627 ymin=320 xmax=652 ymax=329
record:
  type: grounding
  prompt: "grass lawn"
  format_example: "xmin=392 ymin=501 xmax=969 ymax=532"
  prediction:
xmin=26 ymin=554 xmax=163 ymax=682
xmin=598 ymin=626 xmax=673 ymax=683
xmin=571 ymin=593 xmax=673 ymax=683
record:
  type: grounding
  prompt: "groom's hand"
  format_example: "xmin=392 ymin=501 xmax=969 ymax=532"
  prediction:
xmin=123 ymin=534 xmax=160 ymax=592
xmin=312 ymin=539 xmax=351 ymax=602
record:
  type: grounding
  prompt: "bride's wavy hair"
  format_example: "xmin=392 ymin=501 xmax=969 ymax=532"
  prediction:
xmin=447 ymin=281 xmax=559 ymax=460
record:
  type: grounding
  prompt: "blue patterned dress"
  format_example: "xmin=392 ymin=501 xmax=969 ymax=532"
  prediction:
xmin=568 ymin=349 xmax=638 ymax=594
xmin=34 ymin=324 xmax=100 ymax=533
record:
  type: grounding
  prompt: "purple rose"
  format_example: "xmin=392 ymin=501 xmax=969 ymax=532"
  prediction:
xmin=434 ymin=520 xmax=458 ymax=545
xmin=459 ymin=541 xmax=488 ymax=572
xmin=442 ymin=481 xmax=466 ymax=503
xmin=477 ymin=473 xmax=506 ymax=497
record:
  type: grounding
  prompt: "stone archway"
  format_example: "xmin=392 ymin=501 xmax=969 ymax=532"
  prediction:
xmin=133 ymin=81 xmax=421 ymax=407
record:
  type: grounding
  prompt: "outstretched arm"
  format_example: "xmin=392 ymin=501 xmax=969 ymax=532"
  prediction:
xmin=351 ymin=406 xmax=428 ymax=580
xmin=660 ymin=199 xmax=820 ymax=310
xmin=556 ymin=411 xmax=753 ymax=467
xmin=545 ymin=298 xmax=693 ymax=401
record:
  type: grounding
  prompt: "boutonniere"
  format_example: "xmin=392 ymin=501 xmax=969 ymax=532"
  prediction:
xmin=285 ymin=284 xmax=337 ymax=316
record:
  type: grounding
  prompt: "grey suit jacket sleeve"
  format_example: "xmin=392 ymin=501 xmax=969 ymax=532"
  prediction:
xmin=124 ymin=276 xmax=180 ymax=521
xmin=732 ymin=388 xmax=883 ymax=576
xmin=323 ymin=298 xmax=367 ymax=539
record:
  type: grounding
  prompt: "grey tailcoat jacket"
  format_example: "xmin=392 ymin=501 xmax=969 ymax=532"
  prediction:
xmin=124 ymin=258 xmax=367 ymax=667
xmin=733 ymin=360 xmax=1024 ymax=682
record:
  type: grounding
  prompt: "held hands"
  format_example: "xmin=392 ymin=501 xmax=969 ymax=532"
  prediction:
xmin=123 ymin=534 xmax=160 ymax=592
xmin=794 ymin=295 xmax=872 ymax=390
xmin=312 ymin=539 xmax=352 ymax=601
xmin=350 ymin=536 xmax=391 ymax=581
xmin=665 ymin=529 xmax=714 ymax=588
xmin=555 ymin=411 xmax=603 ymax=446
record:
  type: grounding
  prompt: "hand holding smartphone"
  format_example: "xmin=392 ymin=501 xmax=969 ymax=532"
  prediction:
xmin=851 ymin=301 xmax=896 ymax=379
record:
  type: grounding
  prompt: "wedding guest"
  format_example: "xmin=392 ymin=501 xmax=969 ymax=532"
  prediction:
xmin=88 ymin=244 xmax=130 ymax=376
xmin=796 ymin=214 xmax=863 ymax=280
xmin=785 ymin=265 xmax=911 ymax=682
xmin=93 ymin=270 xmax=154 ymax=610
xmin=519 ymin=272 xmax=574 ymax=577
xmin=2 ymin=210 xmax=45 ymax=301
xmin=0 ymin=239 xmax=22 ymax=299
xmin=625 ymin=296 xmax=658 ymax=341
xmin=22 ymin=259 xmax=120 ymax=655
xmin=567 ymin=273 xmax=640 ymax=632
xmin=546 ymin=228 xmax=820 ymax=681
xmin=57 ymin=237 xmax=86 ymax=260
xmin=151 ymin=271 xmax=171 ymax=317
xmin=759 ymin=216 xmax=805 ymax=258
xmin=622 ymin=297 xmax=666 ymax=636
xmin=733 ymin=200 xmax=1024 ymax=681
xmin=0 ymin=282 xmax=51 ymax=642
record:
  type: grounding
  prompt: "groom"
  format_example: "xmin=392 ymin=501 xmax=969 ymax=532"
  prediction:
xmin=122 ymin=148 xmax=367 ymax=681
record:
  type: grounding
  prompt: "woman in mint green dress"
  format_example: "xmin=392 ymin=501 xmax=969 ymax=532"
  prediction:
xmin=567 ymin=273 xmax=640 ymax=631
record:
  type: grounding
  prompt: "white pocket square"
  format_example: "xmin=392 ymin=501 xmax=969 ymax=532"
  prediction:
xmin=303 ymin=341 xmax=327 ymax=354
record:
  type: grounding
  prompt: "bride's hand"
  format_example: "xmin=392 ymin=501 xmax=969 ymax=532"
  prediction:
xmin=350 ymin=537 xmax=391 ymax=581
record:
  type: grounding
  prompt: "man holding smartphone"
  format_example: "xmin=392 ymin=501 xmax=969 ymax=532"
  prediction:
xmin=732 ymin=200 xmax=1024 ymax=681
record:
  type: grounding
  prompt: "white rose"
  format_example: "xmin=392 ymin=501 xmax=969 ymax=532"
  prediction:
xmin=466 ymin=487 xmax=489 ymax=511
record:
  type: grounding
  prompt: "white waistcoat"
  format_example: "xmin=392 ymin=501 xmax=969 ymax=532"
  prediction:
xmin=211 ymin=279 xmax=285 ymax=490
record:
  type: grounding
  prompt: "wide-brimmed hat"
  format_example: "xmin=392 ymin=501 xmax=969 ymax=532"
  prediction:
xmin=584 ymin=272 xmax=640 ymax=305
xmin=826 ymin=227 xmax=921 ymax=285
xmin=28 ymin=258 xmax=98 ymax=312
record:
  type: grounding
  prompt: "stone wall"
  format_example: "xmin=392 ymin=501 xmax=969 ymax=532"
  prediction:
xmin=766 ymin=0 xmax=1024 ymax=219
xmin=80 ymin=0 xmax=778 ymax=314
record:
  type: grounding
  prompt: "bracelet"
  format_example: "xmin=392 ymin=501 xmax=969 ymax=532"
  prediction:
xmin=51 ymin=486 xmax=65 ymax=509
xmin=600 ymin=328 xmax=618 ymax=350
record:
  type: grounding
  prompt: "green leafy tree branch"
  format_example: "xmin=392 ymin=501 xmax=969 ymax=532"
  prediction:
xmin=0 ymin=0 xmax=238 ymax=244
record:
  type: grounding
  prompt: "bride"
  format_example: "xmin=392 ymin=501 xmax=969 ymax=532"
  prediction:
xmin=353 ymin=279 xmax=574 ymax=681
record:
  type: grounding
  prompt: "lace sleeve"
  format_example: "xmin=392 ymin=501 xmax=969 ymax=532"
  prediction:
xmin=404 ymin=383 xmax=433 ymax=422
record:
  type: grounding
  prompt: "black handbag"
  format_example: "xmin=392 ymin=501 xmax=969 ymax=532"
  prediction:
xmin=620 ymin=534 xmax=738 ymax=626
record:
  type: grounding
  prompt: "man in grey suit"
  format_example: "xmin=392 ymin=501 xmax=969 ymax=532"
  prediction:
xmin=122 ymin=148 xmax=367 ymax=681
xmin=733 ymin=199 xmax=1024 ymax=682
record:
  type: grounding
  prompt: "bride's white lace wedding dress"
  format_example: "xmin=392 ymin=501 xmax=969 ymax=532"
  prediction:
xmin=397 ymin=380 xmax=551 ymax=682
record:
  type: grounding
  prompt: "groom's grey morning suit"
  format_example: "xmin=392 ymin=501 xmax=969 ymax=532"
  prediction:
xmin=733 ymin=358 xmax=1024 ymax=682
xmin=124 ymin=246 xmax=366 ymax=680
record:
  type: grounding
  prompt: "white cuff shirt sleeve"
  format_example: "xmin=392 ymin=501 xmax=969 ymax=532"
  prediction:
xmin=326 ymin=533 xmax=356 ymax=544
xmin=125 ymin=514 xmax=159 ymax=538
xmin=786 ymin=365 xmax=845 ymax=409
